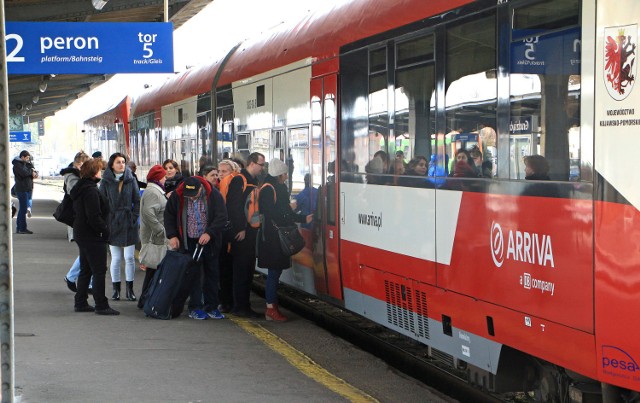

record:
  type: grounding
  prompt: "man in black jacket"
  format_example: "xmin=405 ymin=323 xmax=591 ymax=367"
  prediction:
xmin=226 ymin=152 xmax=265 ymax=318
xmin=12 ymin=150 xmax=38 ymax=234
xmin=164 ymin=176 xmax=228 ymax=320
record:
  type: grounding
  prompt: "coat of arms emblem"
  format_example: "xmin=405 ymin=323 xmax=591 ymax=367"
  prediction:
xmin=604 ymin=24 xmax=637 ymax=100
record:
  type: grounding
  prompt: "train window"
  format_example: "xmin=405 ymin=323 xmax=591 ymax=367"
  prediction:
xmin=311 ymin=123 xmax=323 ymax=189
xmin=395 ymin=64 xmax=436 ymax=171
xmin=236 ymin=132 xmax=249 ymax=155
xmin=311 ymin=97 xmax=321 ymax=122
xmin=197 ymin=94 xmax=211 ymax=114
xmin=251 ymin=129 xmax=270 ymax=160
xmin=396 ymin=35 xmax=434 ymax=67
xmin=509 ymin=0 xmax=583 ymax=181
xmin=217 ymin=87 xmax=233 ymax=108
xmin=368 ymin=71 xmax=389 ymax=169
xmin=218 ymin=121 xmax=234 ymax=160
xmin=370 ymin=48 xmax=386 ymax=74
xmin=341 ymin=48 xmax=373 ymax=183
xmin=512 ymin=0 xmax=579 ymax=36
xmin=288 ymin=127 xmax=309 ymax=195
xmin=445 ymin=13 xmax=497 ymax=178
xmin=325 ymin=93 xmax=337 ymax=226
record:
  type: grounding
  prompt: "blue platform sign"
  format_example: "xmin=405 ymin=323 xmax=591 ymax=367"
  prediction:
xmin=5 ymin=22 xmax=174 ymax=74
xmin=10 ymin=131 xmax=32 ymax=143
xmin=511 ymin=27 xmax=580 ymax=75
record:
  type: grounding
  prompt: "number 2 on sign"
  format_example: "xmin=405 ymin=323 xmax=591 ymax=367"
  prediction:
xmin=6 ymin=33 xmax=25 ymax=62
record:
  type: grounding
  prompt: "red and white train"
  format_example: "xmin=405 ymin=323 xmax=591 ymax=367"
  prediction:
xmin=90 ymin=0 xmax=640 ymax=400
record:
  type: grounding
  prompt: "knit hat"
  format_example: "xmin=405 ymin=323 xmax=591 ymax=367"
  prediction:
xmin=268 ymin=158 xmax=288 ymax=177
xmin=146 ymin=164 xmax=166 ymax=183
xmin=92 ymin=151 xmax=103 ymax=158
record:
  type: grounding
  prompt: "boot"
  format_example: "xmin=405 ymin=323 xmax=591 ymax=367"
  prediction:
xmin=95 ymin=306 xmax=120 ymax=316
xmin=111 ymin=282 xmax=121 ymax=300
xmin=265 ymin=303 xmax=287 ymax=322
xmin=125 ymin=281 xmax=136 ymax=301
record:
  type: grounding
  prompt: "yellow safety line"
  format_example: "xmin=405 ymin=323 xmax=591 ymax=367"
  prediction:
xmin=231 ymin=317 xmax=379 ymax=403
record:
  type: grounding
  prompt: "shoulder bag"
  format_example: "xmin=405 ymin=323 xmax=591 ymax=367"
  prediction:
xmin=272 ymin=220 xmax=305 ymax=257
xmin=53 ymin=194 xmax=75 ymax=227
xmin=139 ymin=242 xmax=168 ymax=269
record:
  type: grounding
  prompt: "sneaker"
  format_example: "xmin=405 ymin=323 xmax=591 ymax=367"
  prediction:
xmin=64 ymin=277 xmax=77 ymax=293
xmin=16 ymin=229 xmax=33 ymax=234
xmin=188 ymin=309 xmax=208 ymax=320
xmin=206 ymin=309 xmax=225 ymax=320
xmin=26 ymin=208 xmax=32 ymax=218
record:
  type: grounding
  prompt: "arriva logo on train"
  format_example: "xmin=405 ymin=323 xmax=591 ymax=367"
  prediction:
xmin=357 ymin=212 xmax=382 ymax=231
xmin=490 ymin=221 xmax=555 ymax=269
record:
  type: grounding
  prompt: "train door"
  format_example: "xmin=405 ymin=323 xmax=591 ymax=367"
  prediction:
xmin=311 ymin=74 xmax=342 ymax=300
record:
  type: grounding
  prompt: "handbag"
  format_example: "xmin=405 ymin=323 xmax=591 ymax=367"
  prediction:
xmin=272 ymin=220 xmax=305 ymax=257
xmin=53 ymin=194 xmax=75 ymax=227
xmin=139 ymin=242 xmax=168 ymax=269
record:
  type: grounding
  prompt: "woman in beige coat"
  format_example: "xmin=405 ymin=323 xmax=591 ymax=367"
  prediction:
xmin=137 ymin=165 xmax=168 ymax=308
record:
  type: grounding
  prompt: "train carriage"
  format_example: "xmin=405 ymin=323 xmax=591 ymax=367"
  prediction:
xmin=129 ymin=0 xmax=640 ymax=400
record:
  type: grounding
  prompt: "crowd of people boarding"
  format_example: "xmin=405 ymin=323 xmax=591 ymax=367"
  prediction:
xmin=56 ymin=150 xmax=310 ymax=320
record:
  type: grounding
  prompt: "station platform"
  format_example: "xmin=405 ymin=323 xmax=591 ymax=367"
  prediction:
xmin=11 ymin=183 xmax=452 ymax=403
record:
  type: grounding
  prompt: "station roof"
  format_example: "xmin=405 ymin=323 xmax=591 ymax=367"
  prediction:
xmin=6 ymin=0 xmax=213 ymax=122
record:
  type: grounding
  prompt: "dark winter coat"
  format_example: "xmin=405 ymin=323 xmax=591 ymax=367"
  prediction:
xmin=164 ymin=172 xmax=183 ymax=194
xmin=12 ymin=157 xmax=35 ymax=192
xmin=70 ymin=178 xmax=110 ymax=243
xmin=100 ymin=167 xmax=140 ymax=247
xmin=257 ymin=175 xmax=307 ymax=270
xmin=164 ymin=176 xmax=228 ymax=252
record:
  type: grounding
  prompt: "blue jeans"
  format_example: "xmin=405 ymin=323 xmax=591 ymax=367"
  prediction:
xmin=67 ymin=256 xmax=81 ymax=280
xmin=67 ymin=256 xmax=93 ymax=287
xmin=265 ymin=268 xmax=283 ymax=304
xmin=16 ymin=191 xmax=31 ymax=231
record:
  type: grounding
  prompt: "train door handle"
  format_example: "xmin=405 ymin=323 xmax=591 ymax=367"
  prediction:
xmin=340 ymin=192 xmax=345 ymax=224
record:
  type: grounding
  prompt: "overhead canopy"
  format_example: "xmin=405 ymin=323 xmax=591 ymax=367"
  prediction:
xmin=6 ymin=0 xmax=214 ymax=122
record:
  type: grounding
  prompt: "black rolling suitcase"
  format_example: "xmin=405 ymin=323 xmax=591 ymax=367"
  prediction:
xmin=143 ymin=246 xmax=203 ymax=319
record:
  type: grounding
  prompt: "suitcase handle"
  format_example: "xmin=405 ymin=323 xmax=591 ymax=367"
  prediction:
xmin=192 ymin=244 xmax=204 ymax=262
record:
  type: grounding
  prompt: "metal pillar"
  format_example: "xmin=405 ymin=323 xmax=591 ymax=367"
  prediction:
xmin=0 ymin=1 xmax=16 ymax=402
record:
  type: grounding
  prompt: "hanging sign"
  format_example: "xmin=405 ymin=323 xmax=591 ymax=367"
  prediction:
xmin=5 ymin=22 xmax=174 ymax=74
xmin=10 ymin=131 xmax=32 ymax=142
